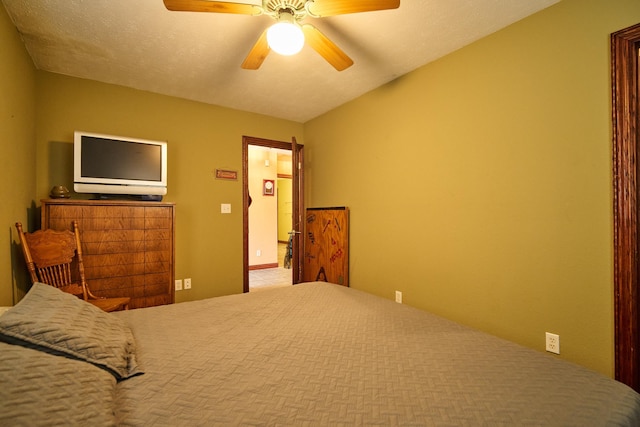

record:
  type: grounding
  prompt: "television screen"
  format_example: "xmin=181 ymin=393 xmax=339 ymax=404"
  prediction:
xmin=74 ymin=131 xmax=167 ymax=197
xmin=81 ymin=136 xmax=162 ymax=182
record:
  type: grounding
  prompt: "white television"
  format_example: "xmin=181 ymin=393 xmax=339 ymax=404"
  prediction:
xmin=73 ymin=131 xmax=167 ymax=198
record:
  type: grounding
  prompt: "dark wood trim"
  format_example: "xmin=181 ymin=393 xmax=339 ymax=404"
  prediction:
xmin=249 ymin=263 xmax=279 ymax=271
xmin=291 ymin=137 xmax=305 ymax=284
xmin=242 ymin=136 xmax=301 ymax=293
xmin=612 ymin=22 xmax=640 ymax=391
xmin=242 ymin=139 xmax=249 ymax=293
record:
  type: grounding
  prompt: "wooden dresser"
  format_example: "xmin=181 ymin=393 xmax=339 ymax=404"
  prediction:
xmin=41 ymin=199 xmax=175 ymax=309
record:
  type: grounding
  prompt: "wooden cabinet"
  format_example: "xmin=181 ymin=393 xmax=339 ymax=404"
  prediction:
xmin=41 ymin=199 xmax=175 ymax=309
xmin=303 ymin=207 xmax=349 ymax=286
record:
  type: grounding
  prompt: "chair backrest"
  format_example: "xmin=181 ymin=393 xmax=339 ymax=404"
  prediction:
xmin=15 ymin=221 xmax=88 ymax=300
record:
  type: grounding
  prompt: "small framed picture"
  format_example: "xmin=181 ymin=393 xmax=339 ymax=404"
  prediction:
xmin=263 ymin=179 xmax=274 ymax=196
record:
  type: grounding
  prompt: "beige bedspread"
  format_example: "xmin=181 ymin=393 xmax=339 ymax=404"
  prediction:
xmin=113 ymin=282 xmax=640 ymax=426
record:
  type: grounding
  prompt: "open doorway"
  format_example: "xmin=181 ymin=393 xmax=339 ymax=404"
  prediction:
xmin=247 ymin=145 xmax=292 ymax=291
xmin=242 ymin=136 xmax=304 ymax=293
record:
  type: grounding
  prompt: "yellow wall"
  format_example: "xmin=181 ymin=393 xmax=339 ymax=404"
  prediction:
xmin=304 ymin=0 xmax=640 ymax=376
xmin=0 ymin=5 xmax=37 ymax=305
xmin=277 ymin=155 xmax=293 ymax=242
xmin=30 ymin=72 xmax=302 ymax=303
xmin=277 ymin=178 xmax=293 ymax=242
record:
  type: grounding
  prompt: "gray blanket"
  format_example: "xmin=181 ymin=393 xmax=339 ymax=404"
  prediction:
xmin=112 ymin=282 xmax=640 ymax=426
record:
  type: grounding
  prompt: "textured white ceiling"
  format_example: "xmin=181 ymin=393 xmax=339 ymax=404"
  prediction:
xmin=2 ymin=0 xmax=560 ymax=123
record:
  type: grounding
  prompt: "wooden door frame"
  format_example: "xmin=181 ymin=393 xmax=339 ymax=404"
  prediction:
xmin=291 ymin=137 xmax=304 ymax=284
xmin=242 ymin=135 xmax=303 ymax=293
xmin=612 ymin=22 xmax=640 ymax=391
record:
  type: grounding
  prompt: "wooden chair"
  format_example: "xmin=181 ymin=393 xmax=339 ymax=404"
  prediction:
xmin=15 ymin=221 xmax=130 ymax=312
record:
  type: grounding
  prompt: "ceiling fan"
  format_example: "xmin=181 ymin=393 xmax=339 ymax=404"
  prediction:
xmin=163 ymin=0 xmax=400 ymax=71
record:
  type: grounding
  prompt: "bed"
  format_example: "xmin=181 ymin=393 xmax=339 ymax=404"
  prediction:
xmin=1 ymin=282 xmax=640 ymax=426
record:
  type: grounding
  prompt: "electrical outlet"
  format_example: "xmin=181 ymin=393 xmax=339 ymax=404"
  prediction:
xmin=175 ymin=279 xmax=183 ymax=291
xmin=184 ymin=278 xmax=191 ymax=289
xmin=545 ymin=332 xmax=560 ymax=354
xmin=221 ymin=203 xmax=231 ymax=214
xmin=256 ymin=249 xmax=261 ymax=256
xmin=395 ymin=290 xmax=402 ymax=304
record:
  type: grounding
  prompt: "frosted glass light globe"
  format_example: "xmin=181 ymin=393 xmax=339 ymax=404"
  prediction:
xmin=267 ymin=22 xmax=304 ymax=56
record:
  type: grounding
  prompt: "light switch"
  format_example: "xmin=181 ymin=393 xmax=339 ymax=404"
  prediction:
xmin=221 ymin=203 xmax=231 ymax=214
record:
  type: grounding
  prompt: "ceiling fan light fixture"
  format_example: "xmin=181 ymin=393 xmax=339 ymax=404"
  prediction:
xmin=266 ymin=10 xmax=304 ymax=56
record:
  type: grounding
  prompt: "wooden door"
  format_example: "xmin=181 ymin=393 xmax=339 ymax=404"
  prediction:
xmin=303 ymin=207 xmax=349 ymax=286
xmin=292 ymin=137 xmax=304 ymax=284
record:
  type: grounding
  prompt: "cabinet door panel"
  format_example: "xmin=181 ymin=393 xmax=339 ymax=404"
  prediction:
xmin=82 ymin=252 xmax=145 ymax=268
xmin=145 ymin=217 xmax=172 ymax=229
xmin=80 ymin=218 xmax=145 ymax=230
xmin=303 ymin=207 xmax=349 ymax=286
xmin=145 ymin=229 xmax=172 ymax=241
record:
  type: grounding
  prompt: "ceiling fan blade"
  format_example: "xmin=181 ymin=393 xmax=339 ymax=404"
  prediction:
xmin=307 ymin=0 xmax=399 ymax=17
xmin=163 ymin=0 xmax=260 ymax=15
xmin=302 ymin=24 xmax=353 ymax=71
xmin=241 ymin=29 xmax=270 ymax=70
